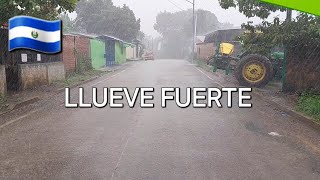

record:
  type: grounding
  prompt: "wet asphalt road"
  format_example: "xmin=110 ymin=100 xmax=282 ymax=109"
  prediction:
xmin=1 ymin=59 xmax=320 ymax=180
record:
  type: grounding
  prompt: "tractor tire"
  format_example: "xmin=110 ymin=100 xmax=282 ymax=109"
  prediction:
xmin=235 ymin=54 xmax=273 ymax=88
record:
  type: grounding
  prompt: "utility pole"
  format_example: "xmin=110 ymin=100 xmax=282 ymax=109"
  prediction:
xmin=152 ymin=37 xmax=154 ymax=52
xmin=184 ymin=0 xmax=195 ymax=63
xmin=282 ymin=9 xmax=292 ymax=91
xmin=286 ymin=9 xmax=292 ymax=22
xmin=192 ymin=0 xmax=195 ymax=64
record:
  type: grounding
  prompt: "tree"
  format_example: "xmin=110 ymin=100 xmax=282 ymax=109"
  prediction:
xmin=0 ymin=0 xmax=78 ymax=23
xmin=59 ymin=13 xmax=85 ymax=33
xmin=154 ymin=9 xmax=222 ymax=58
xmin=75 ymin=0 xmax=140 ymax=42
xmin=240 ymin=14 xmax=320 ymax=55
xmin=218 ymin=0 xmax=286 ymax=19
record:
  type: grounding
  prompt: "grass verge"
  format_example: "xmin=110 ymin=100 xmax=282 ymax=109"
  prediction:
xmin=196 ymin=59 xmax=212 ymax=71
xmin=0 ymin=95 xmax=8 ymax=111
xmin=54 ymin=70 xmax=108 ymax=87
xmin=297 ymin=93 xmax=320 ymax=122
xmin=0 ymin=95 xmax=6 ymax=104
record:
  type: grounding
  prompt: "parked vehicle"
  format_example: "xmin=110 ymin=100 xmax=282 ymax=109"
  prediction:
xmin=209 ymin=41 xmax=284 ymax=88
xmin=143 ymin=51 xmax=155 ymax=60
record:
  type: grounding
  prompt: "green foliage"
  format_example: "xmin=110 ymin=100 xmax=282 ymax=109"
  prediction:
xmin=239 ymin=14 xmax=320 ymax=56
xmin=64 ymin=70 xmax=105 ymax=86
xmin=0 ymin=94 xmax=7 ymax=111
xmin=218 ymin=0 xmax=286 ymax=19
xmin=0 ymin=94 xmax=6 ymax=104
xmin=75 ymin=50 xmax=92 ymax=74
xmin=0 ymin=0 xmax=78 ymax=23
xmin=60 ymin=13 xmax=75 ymax=33
xmin=75 ymin=0 xmax=140 ymax=42
xmin=154 ymin=9 xmax=223 ymax=58
xmin=297 ymin=92 xmax=320 ymax=121
xmin=218 ymin=0 xmax=320 ymax=58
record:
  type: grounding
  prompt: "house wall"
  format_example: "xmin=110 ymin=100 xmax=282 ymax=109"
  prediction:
xmin=18 ymin=62 xmax=65 ymax=90
xmin=75 ymin=36 xmax=90 ymax=58
xmin=126 ymin=46 xmax=135 ymax=59
xmin=115 ymin=41 xmax=126 ymax=64
xmin=0 ymin=65 xmax=6 ymax=95
xmin=197 ymin=43 xmax=215 ymax=60
xmin=90 ymin=39 xmax=106 ymax=69
xmin=62 ymin=35 xmax=76 ymax=73
xmin=105 ymin=41 xmax=116 ymax=66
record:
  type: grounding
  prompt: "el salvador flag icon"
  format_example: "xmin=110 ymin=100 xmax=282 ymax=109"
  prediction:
xmin=9 ymin=16 xmax=62 ymax=54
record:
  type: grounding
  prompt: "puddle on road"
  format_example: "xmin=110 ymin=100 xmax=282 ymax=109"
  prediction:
xmin=245 ymin=121 xmax=265 ymax=135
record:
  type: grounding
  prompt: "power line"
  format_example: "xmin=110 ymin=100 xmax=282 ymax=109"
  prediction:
xmin=167 ymin=0 xmax=185 ymax=11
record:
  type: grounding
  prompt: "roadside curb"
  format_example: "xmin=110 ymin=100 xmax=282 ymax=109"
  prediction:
xmin=54 ymin=76 xmax=99 ymax=95
xmin=0 ymin=97 xmax=41 ymax=116
xmin=252 ymin=89 xmax=320 ymax=130
xmin=127 ymin=58 xmax=143 ymax=62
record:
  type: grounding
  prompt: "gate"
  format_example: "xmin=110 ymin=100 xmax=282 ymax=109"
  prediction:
xmin=90 ymin=39 xmax=106 ymax=69
xmin=105 ymin=41 xmax=115 ymax=66
xmin=0 ymin=29 xmax=20 ymax=90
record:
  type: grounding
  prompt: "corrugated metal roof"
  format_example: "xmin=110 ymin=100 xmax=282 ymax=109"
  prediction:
xmin=97 ymin=34 xmax=124 ymax=42
xmin=204 ymin=29 xmax=245 ymax=43
xmin=69 ymin=32 xmax=97 ymax=38
xmin=62 ymin=33 xmax=137 ymax=47
xmin=124 ymin=41 xmax=135 ymax=47
xmin=63 ymin=33 xmax=78 ymax=37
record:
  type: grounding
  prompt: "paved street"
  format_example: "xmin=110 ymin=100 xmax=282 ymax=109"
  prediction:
xmin=1 ymin=59 xmax=320 ymax=179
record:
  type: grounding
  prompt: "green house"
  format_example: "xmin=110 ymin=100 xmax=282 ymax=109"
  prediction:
xmin=115 ymin=41 xmax=127 ymax=64
xmin=90 ymin=39 xmax=106 ymax=69
xmin=97 ymin=35 xmax=127 ymax=66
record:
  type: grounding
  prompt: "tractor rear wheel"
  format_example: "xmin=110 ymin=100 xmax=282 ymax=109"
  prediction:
xmin=235 ymin=54 xmax=273 ymax=88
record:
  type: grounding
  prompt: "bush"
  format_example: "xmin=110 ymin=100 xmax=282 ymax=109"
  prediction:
xmin=297 ymin=92 xmax=320 ymax=121
xmin=75 ymin=50 xmax=92 ymax=74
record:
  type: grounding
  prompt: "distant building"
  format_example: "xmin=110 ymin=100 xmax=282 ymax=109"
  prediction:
xmin=197 ymin=29 xmax=245 ymax=61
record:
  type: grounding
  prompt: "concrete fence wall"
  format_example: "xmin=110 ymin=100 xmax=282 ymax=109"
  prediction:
xmin=0 ymin=65 xmax=6 ymax=95
xmin=62 ymin=35 xmax=91 ymax=74
xmin=18 ymin=62 xmax=65 ymax=90
xmin=19 ymin=63 xmax=48 ymax=90
xmin=47 ymin=62 xmax=66 ymax=84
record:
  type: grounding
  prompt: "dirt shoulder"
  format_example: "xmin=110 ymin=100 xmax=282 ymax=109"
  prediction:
xmin=196 ymin=60 xmax=320 ymax=126
xmin=0 ymin=62 xmax=135 ymax=116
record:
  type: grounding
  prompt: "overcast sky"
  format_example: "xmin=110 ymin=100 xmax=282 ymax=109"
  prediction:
xmin=70 ymin=0 xmax=288 ymax=37
xmin=111 ymin=0 xmax=289 ymax=37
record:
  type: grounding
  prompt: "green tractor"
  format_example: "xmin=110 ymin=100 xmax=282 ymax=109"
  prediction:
xmin=207 ymin=32 xmax=284 ymax=88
